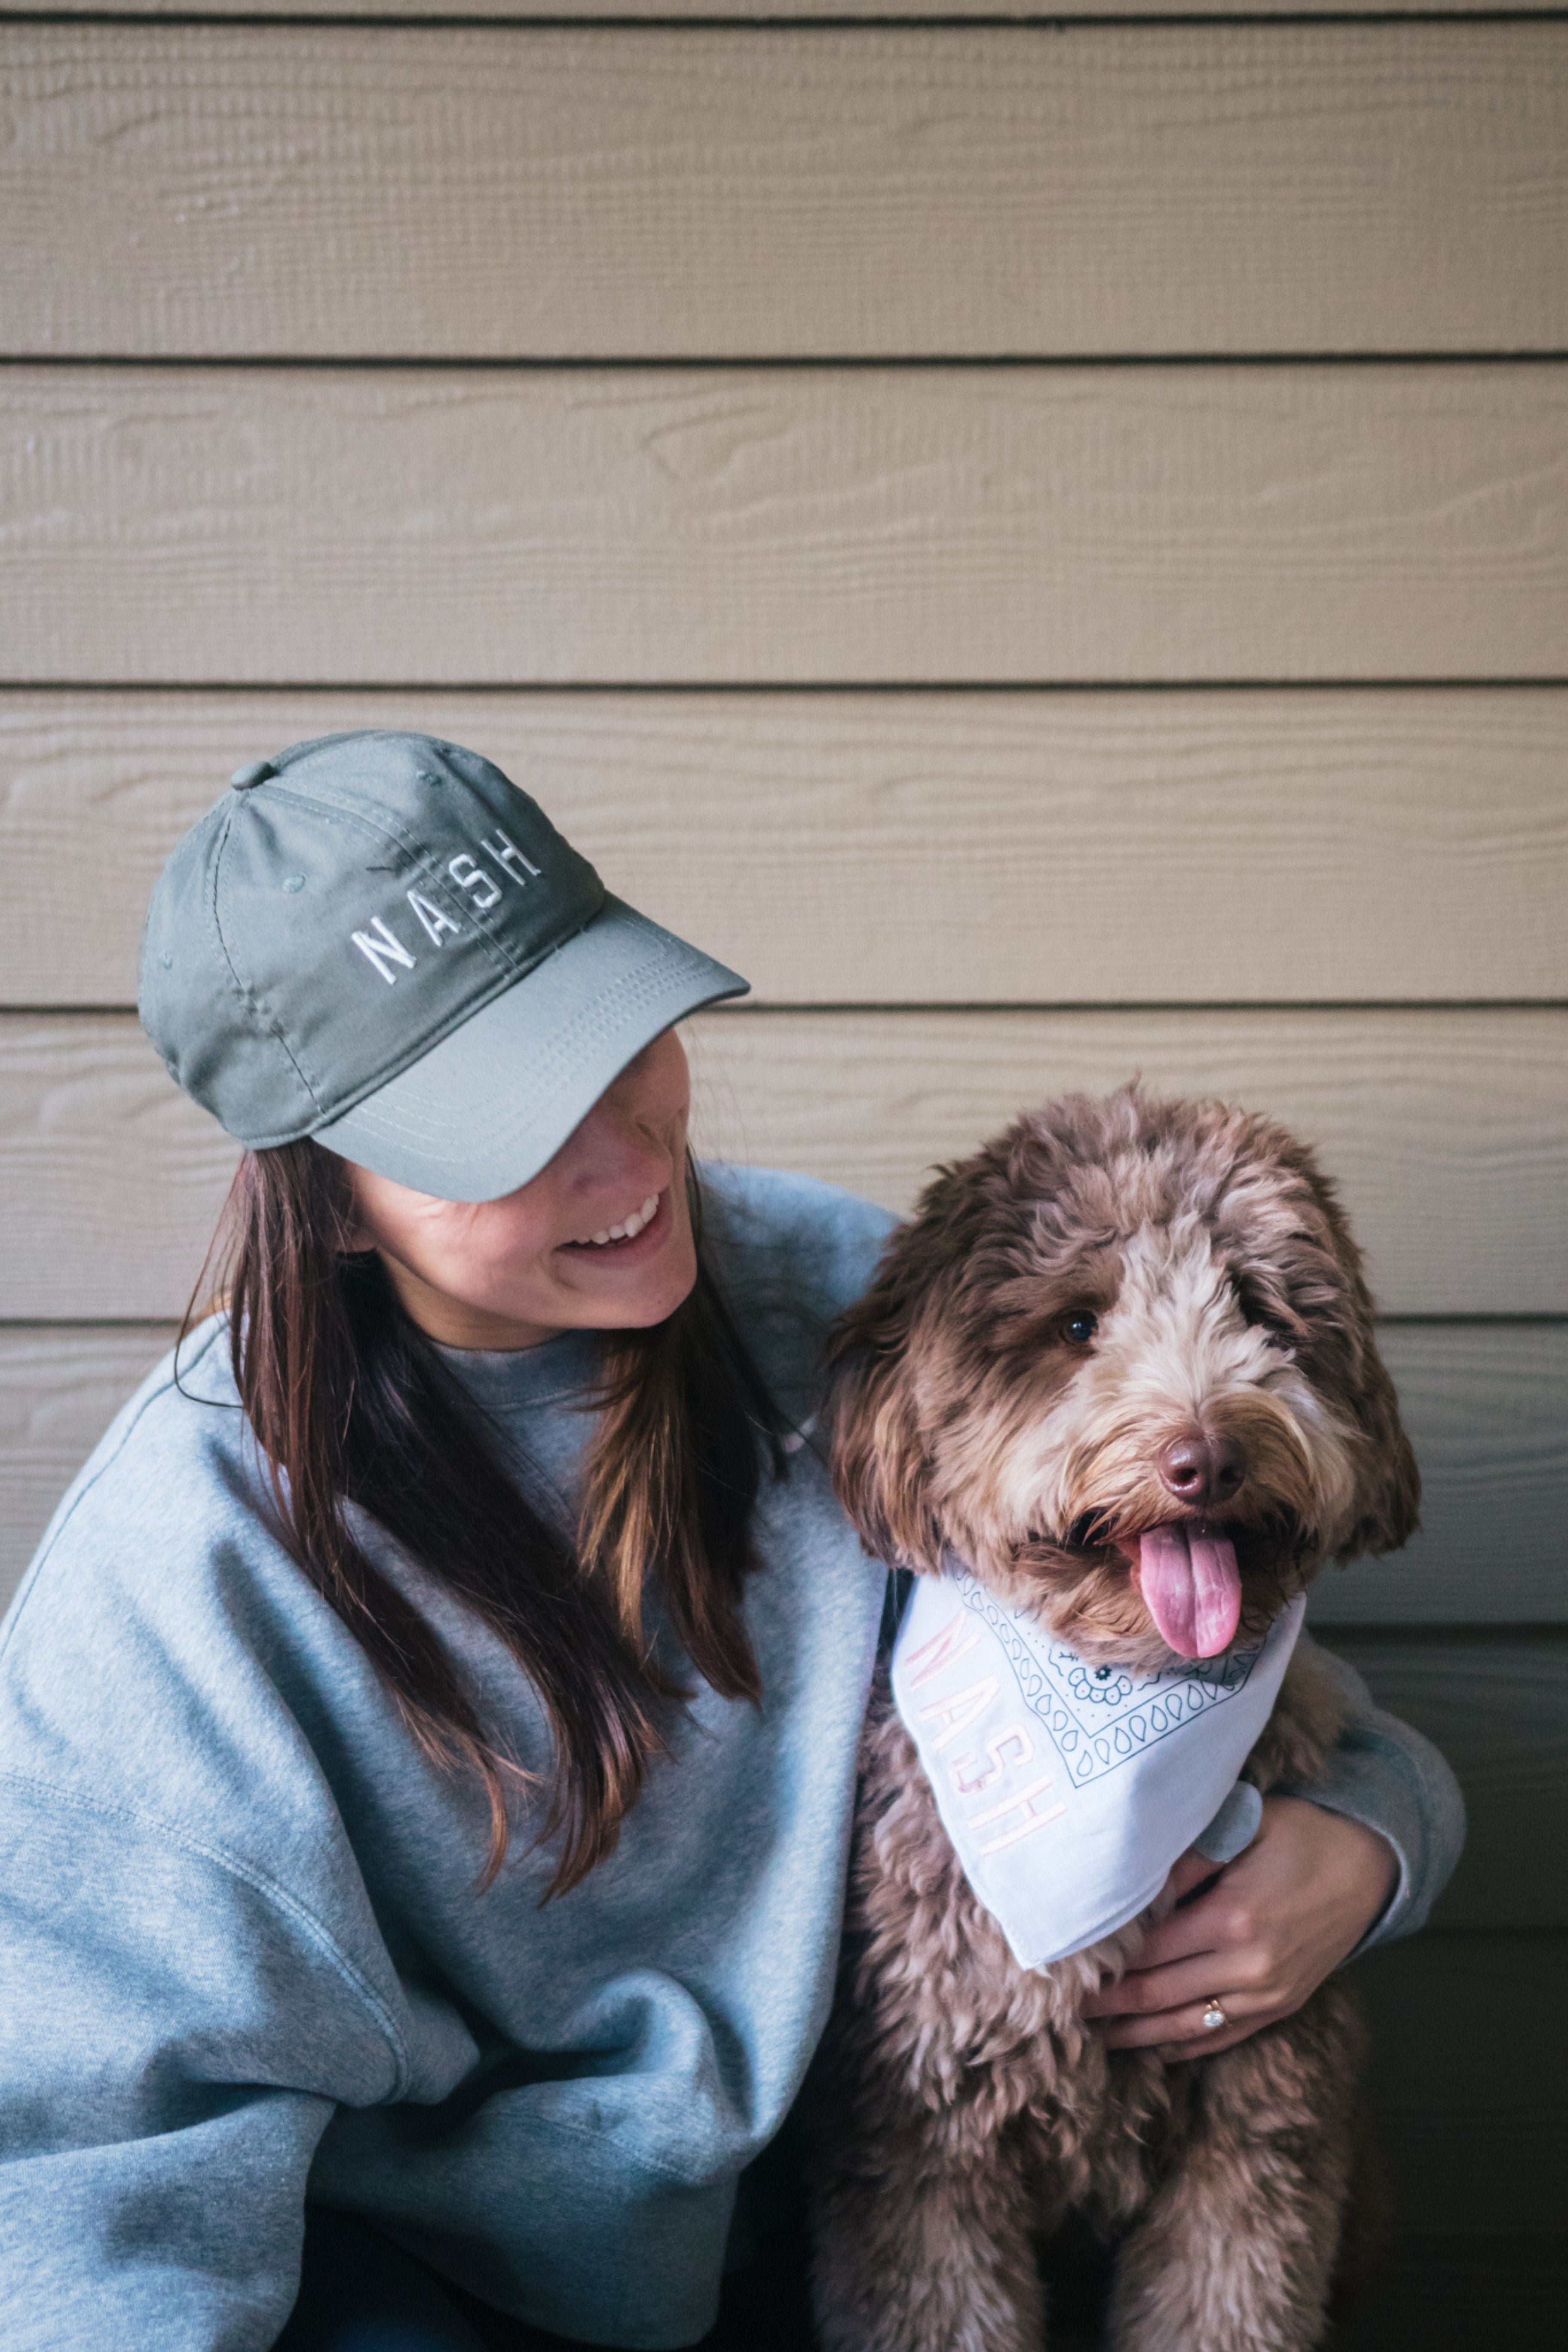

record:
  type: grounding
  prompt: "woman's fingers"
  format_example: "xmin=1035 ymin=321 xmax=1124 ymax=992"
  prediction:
xmin=1082 ymin=1795 xmax=1401 ymax=2061
xmin=1084 ymin=1944 xmax=1268 ymax=2030
xmin=1106 ymin=1882 xmax=1258 ymax=1980
xmin=1096 ymin=1987 xmax=1275 ymax=2054
xmin=1081 ymin=1886 xmax=1267 ymax=2013
xmin=1164 ymin=1848 xmax=1224 ymax=1906
xmin=1148 ymin=2004 xmax=1295 ymax=2064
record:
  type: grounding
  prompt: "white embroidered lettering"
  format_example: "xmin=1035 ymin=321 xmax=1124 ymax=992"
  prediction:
xmin=971 ymin=1772 xmax=1066 ymax=1856
xmin=480 ymin=827 xmax=543 ymax=885
xmin=350 ymin=917 xmax=417 ymax=984
xmin=447 ymin=853 xmax=502 ymax=913
xmin=950 ymin=1723 xmax=1035 ymax=1798
xmin=919 ymin=1676 xmax=1001 ymax=1754
xmin=406 ymin=888 xmax=461 ymax=946
xmin=901 ymin=1609 xmax=981 ymax=1690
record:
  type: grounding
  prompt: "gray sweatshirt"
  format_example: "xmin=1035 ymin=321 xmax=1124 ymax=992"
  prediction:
xmin=0 ymin=1167 xmax=1463 ymax=2351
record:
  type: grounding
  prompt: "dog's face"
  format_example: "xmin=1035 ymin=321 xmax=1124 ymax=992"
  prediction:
xmin=826 ymin=1088 xmax=1419 ymax=1672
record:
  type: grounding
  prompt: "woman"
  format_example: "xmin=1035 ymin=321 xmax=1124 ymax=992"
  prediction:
xmin=0 ymin=732 xmax=1461 ymax=2352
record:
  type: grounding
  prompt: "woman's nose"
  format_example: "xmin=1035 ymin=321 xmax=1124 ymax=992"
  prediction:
xmin=567 ymin=1078 xmax=669 ymax=1185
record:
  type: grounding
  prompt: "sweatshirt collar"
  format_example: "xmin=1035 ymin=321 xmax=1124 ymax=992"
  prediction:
xmin=432 ymin=1325 xmax=604 ymax=1414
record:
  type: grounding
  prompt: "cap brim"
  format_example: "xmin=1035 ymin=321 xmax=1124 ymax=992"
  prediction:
xmin=312 ymin=897 xmax=747 ymax=1200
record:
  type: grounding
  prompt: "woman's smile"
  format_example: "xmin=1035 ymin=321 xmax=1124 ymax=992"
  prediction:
xmin=559 ymin=1188 xmax=668 ymax=1259
xmin=346 ymin=1028 xmax=698 ymax=1350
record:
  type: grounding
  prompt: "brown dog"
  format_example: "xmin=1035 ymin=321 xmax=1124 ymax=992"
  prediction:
xmin=809 ymin=1087 xmax=1418 ymax=2352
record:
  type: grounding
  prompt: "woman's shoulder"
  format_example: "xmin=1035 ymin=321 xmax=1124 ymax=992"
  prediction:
xmin=0 ymin=1311 xmax=294 ymax=1676
xmin=697 ymin=1163 xmax=899 ymax=1321
xmin=0 ymin=1315 xmax=413 ymax=2000
xmin=695 ymin=1163 xmax=900 ymax=1414
xmin=0 ymin=1312 xmax=389 ymax=1860
xmin=17 ymin=1311 xmax=248 ymax=1543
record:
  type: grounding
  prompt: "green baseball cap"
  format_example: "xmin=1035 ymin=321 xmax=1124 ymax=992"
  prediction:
xmin=139 ymin=731 xmax=748 ymax=1201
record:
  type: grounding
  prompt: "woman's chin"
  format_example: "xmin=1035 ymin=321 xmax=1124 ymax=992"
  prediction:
xmin=552 ymin=1201 xmax=698 ymax=1328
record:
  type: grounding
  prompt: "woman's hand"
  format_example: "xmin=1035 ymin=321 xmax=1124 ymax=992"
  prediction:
xmin=1080 ymin=1795 xmax=1399 ymax=2062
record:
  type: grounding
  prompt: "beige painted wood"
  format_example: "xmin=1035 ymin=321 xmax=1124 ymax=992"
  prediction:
xmin=1330 ymin=1637 xmax=1568 ymax=1928
xmin=689 ymin=1006 xmax=1568 ymax=1314
xmin=0 ymin=1326 xmax=173 ymax=1608
xmin=0 ymin=1020 xmax=237 ymax=1323
xmin=1309 ymin=1326 xmax=1568 ymax=1631
xmin=1 ymin=1007 xmax=1562 ymax=1317
xmin=8 ymin=24 xmax=1567 ymax=359
xmin=3 ymin=1320 xmax=1556 ymax=1623
xmin=1349 ymin=1935 xmax=1568 ymax=2347
xmin=7 ymin=689 xmax=1566 ymax=1010
xmin=1337 ymin=2233 xmax=1565 ymax=2352
xmin=6 ymin=367 xmax=1567 ymax=686
xmin=16 ymin=2 xmax=1560 ymax=19
xmin=1354 ymin=1932 xmax=1567 ymax=2251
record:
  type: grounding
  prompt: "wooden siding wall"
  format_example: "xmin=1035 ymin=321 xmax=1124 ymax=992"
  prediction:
xmin=2 ymin=9 xmax=1564 ymax=2341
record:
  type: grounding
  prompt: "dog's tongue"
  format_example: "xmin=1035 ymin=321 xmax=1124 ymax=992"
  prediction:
xmin=1137 ymin=1523 xmax=1242 ymax=1658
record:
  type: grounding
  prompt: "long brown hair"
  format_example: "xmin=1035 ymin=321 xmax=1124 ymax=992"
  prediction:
xmin=190 ymin=1142 xmax=782 ymax=1896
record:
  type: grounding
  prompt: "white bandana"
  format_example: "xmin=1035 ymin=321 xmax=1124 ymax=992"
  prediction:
xmin=892 ymin=1568 xmax=1305 ymax=1970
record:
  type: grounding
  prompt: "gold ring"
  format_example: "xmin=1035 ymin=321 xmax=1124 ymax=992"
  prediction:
xmin=1201 ymin=1996 xmax=1228 ymax=2031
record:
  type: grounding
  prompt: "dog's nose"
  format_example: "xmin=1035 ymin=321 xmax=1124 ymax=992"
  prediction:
xmin=1158 ymin=1431 xmax=1246 ymax=1509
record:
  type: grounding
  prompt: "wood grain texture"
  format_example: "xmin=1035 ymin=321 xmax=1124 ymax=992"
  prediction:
xmin=1327 ymin=1637 xmax=1567 ymax=1928
xmin=0 ymin=1020 xmax=236 ymax=1323
xmin=7 ymin=688 xmax=1566 ymax=1010
xmin=1335 ymin=2235 xmax=1568 ymax=2352
xmin=688 ymin=1006 xmax=1568 ymax=1314
xmin=3 ymin=1320 xmax=1556 ymax=1624
xmin=1 ymin=1006 xmax=1562 ymax=1317
xmin=1355 ymin=1934 xmax=1567 ymax=2236
xmin=0 ymin=1326 xmax=173 ymax=1608
xmin=15 ymin=1 xmax=1561 ymax=19
xmin=1310 ymin=1326 xmax=1568 ymax=1630
xmin=6 ymin=366 xmax=1567 ymax=686
xmin=8 ymin=23 xmax=1567 ymax=358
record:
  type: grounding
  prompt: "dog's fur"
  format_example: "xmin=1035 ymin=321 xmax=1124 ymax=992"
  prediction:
xmin=808 ymin=1088 xmax=1419 ymax=2352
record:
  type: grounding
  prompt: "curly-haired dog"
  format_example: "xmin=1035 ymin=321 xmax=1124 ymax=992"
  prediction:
xmin=809 ymin=1087 xmax=1418 ymax=2352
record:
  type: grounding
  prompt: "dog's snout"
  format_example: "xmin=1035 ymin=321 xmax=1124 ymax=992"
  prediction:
xmin=1157 ymin=1430 xmax=1246 ymax=1509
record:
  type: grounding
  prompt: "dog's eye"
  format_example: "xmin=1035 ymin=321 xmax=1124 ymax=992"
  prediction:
xmin=1236 ymin=1281 xmax=1295 ymax=1341
xmin=1063 ymin=1312 xmax=1098 ymax=1346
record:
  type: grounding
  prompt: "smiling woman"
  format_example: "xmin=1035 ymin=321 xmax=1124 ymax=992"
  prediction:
xmin=210 ymin=1118 xmax=781 ymax=1904
xmin=0 ymin=732 xmax=1461 ymax=2352
xmin=346 ymin=1030 xmax=700 ymax=1353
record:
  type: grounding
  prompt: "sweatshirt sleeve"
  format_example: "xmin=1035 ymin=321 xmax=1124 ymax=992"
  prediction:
xmin=1277 ymin=1637 xmax=1467 ymax=1954
xmin=0 ymin=1773 xmax=407 ymax=2352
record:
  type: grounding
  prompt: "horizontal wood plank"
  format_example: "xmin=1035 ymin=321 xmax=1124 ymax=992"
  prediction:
xmin=6 ymin=367 xmax=1567 ymax=685
xmin=7 ymin=24 xmax=1567 ymax=359
xmin=690 ymin=1007 xmax=1568 ymax=1314
xmin=15 ymin=2 xmax=1560 ymax=20
xmin=1 ymin=1320 xmax=1561 ymax=1627
xmin=0 ymin=1020 xmax=237 ymax=1323
xmin=0 ymin=1326 xmax=174 ymax=1610
xmin=1335 ymin=2235 xmax=1568 ymax=2352
xmin=3 ymin=1323 xmax=1557 ymax=1625
xmin=3 ymin=1377 xmax=1562 ymax=1930
xmin=1310 ymin=1326 xmax=1568 ymax=1630
xmin=1325 ymin=1638 xmax=1567 ymax=1928
xmin=1342 ymin=1932 xmax=1568 ymax=2341
xmin=7 ymin=688 xmax=1566 ymax=1010
xmin=0 ymin=1007 xmax=1562 ymax=1317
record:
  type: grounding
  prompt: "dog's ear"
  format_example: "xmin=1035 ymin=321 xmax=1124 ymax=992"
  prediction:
xmin=1297 ymin=1160 xmax=1421 ymax=1561
xmin=1341 ymin=1341 xmax=1421 ymax=1560
xmin=822 ymin=1253 xmax=944 ymax=1574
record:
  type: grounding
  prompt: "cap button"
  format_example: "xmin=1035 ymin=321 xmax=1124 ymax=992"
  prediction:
xmin=230 ymin=759 xmax=277 ymax=790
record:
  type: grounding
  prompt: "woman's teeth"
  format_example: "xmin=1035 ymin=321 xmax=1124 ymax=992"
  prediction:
xmin=577 ymin=1193 xmax=661 ymax=1248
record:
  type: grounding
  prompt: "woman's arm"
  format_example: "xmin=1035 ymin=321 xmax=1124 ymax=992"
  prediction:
xmin=1081 ymin=1638 xmax=1466 ymax=2061
xmin=0 ymin=1776 xmax=398 ymax=2350
xmin=1274 ymin=1635 xmax=1467 ymax=1950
